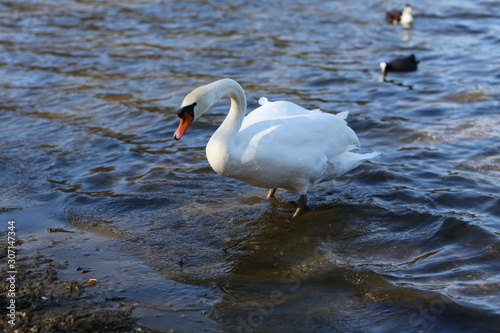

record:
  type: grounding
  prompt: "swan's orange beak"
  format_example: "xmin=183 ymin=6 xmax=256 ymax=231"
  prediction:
xmin=173 ymin=113 xmax=194 ymax=140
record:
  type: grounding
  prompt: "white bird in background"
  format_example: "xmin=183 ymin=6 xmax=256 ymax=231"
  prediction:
xmin=386 ymin=4 xmax=416 ymax=28
xmin=174 ymin=79 xmax=379 ymax=218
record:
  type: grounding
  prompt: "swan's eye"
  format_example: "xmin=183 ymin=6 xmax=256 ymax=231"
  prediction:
xmin=177 ymin=102 xmax=197 ymax=118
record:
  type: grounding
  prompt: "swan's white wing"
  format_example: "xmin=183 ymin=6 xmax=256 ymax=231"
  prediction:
xmin=238 ymin=113 xmax=359 ymax=161
xmin=239 ymin=101 xmax=359 ymax=160
xmin=241 ymin=101 xmax=312 ymax=130
xmin=230 ymin=101 xmax=363 ymax=192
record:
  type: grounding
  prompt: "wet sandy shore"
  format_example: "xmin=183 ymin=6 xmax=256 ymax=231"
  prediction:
xmin=1 ymin=205 xmax=221 ymax=332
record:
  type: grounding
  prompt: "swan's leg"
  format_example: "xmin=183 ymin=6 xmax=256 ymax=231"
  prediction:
xmin=267 ymin=188 xmax=277 ymax=198
xmin=292 ymin=194 xmax=307 ymax=218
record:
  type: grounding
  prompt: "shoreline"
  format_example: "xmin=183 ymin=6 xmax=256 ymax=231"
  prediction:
xmin=1 ymin=204 xmax=220 ymax=332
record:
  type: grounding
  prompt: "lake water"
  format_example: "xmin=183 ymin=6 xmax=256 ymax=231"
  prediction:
xmin=1 ymin=0 xmax=499 ymax=332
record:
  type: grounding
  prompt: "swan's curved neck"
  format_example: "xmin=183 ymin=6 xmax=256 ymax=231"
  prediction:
xmin=211 ymin=79 xmax=247 ymax=140
xmin=204 ymin=79 xmax=246 ymax=176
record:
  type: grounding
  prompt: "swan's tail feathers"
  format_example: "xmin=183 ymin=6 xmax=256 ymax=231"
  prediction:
xmin=328 ymin=151 xmax=380 ymax=178
xmin=346 ymin=144 xmax=360 ymax=152
xmin=346 ymin=144 xmax=380 ymax=160
xmin=360 ymin=151 xmax=381 ymax=160
xmin=340 ymin=151 xmax=380 ymax=165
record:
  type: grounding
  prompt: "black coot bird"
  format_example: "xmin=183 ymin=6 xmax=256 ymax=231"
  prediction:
xmin=380 ymin=54 xmax=419 ymax=75
xmin=386 ymin=4 xmax=415 ymax=27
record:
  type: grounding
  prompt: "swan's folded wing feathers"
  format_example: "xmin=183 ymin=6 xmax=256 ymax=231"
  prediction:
xmin=337 ymin=111 xmax=349 ymax=119
xmin=241 ymin=100 xmax=310 ymax=130
xmin=237 ymin=110 xmax=360 ymax=166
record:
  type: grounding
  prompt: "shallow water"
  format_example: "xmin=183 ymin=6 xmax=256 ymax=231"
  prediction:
xmin=1 ymin=0 xmax=499 ymax=331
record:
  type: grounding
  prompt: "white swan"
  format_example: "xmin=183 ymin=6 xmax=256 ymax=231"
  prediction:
xmin=173 ymin=79 xmax=378 ymax=218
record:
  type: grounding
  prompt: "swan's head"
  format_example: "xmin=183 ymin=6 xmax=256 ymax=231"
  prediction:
xmin=173 ymin=84 xmax=216 ymax=140
xmin=173 ymin=79 xmax=245 ymax=140
xmin=173 ymin=102 xmax=196 ymax=140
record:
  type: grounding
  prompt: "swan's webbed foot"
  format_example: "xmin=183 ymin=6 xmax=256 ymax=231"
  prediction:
xmin=267 ymin=188 xmax=277 ymax=198
xmin=292 ymin=194 xmax=307 ymax=218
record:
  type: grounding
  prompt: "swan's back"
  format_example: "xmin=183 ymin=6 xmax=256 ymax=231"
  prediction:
xmin=243 ymin=100 xmax=313 ymax=122
xmin=240 ymin=99 xmax=360 ymax=158
xmin=227 ymin=99 xmax=367 ymax=193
